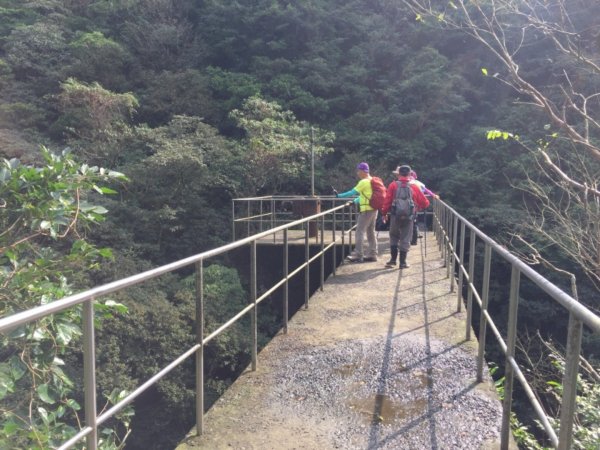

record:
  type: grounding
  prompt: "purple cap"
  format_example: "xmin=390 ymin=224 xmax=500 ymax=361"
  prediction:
xmin=356 ymin=162 xmax=369 ymax=172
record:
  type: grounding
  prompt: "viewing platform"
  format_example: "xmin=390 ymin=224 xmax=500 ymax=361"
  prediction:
xmin=177 ymin=231 xmax=508 ymax=449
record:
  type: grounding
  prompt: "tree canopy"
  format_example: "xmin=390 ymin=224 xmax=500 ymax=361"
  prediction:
xmin=1 ymin=0 xmax=598 ymax=448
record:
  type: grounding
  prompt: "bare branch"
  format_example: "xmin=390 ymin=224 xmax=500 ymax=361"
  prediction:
xmin=538 ymin=148 xmax=600 ymax=197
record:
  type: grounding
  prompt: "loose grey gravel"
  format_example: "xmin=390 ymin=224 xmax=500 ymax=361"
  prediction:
xmin=267 ymin=334 xmax=502 ymax=449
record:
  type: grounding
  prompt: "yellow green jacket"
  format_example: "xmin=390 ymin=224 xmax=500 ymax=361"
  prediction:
xmin=336 ymin=178 xmax=374 ymax=212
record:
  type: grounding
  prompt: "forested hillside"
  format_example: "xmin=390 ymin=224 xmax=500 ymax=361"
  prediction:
xmin=1 ymin=0 xmax=598 ymax=449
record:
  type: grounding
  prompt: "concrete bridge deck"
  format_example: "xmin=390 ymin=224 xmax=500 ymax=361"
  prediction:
xmin=177 ymin=232 xmax=507 ymax=449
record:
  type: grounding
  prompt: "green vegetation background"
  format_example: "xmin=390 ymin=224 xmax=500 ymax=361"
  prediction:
xmin=0 ymin=1 xmax=597 ymax=449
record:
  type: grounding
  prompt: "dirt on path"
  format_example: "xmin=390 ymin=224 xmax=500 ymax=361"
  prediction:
xmin=176 ymin=232 xmax=509 ymax=450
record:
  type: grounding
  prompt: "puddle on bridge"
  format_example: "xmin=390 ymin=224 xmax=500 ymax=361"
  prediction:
xmin=348 ymin=393 xmax=428 ymax=425
xmin=333 ymin=363 xmax=359 ymax=377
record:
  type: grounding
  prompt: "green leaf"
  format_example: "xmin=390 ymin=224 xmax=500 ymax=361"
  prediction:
xmin=481 ymin=68 xmax=488 ymax=76
xmin=0 ymin=365 xmax=15 ymax=400
xmin=104 ymin=299 xmax=128 ymax=314
xmin=56 ymin=405 xmax=66 ymax=419
xmin=66 ymin=399 xmax=81 ymax=411
xmin=107 ymin=170 xmax=127 ymax=179
xmin=55 ymin=322 xmax=81 ymax=345
xmin=98 ymin=248 xmax=113 ymax=258
xmin=37 ymin=407 xmax=50 ymax=425
xmin=3 ymin=420 xmax=19 ymax=435
xmin=32 ymin=327 xmax=47 ymax=341
xmin=9 ymin=356 xmax=26 ymax=381
xmin=37 ymin=384 xmax=56 ymax=404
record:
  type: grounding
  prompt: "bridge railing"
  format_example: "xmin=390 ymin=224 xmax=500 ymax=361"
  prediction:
xmin=231 ymin=195 xmax=353 ymax=241
xmin=432 ymin=199 xmax=600 ymax=450
xmin=231 ymin=194 xmax=434 ymax=254
xmin=0 ymin=201 xmax=356 ymax=450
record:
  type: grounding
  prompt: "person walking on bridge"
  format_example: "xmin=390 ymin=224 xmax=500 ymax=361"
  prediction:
xmin=409 ymin=169 xmax=438 ymax=246
xmin=334 ymin=162 xmax=378 ymax=262
xmin=381 ymin=165 xmax=429 ymax=269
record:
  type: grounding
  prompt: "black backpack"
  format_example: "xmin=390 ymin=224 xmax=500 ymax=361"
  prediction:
xmin=391 ymin=180 xmax=414 ymax=222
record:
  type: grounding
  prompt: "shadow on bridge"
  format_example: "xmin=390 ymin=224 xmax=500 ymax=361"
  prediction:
xmin=177 ymin=232 xmax=506 ymax=449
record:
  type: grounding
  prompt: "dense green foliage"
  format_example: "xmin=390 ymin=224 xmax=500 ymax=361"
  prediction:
xmin=0 ymin=0 xmax=598 ymax=448
xmin=0 ymin=148 xmax=130 ymax=448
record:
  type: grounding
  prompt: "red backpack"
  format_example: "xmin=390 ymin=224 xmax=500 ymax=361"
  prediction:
xmin=369 ymin=177 xmax=387 ymax=210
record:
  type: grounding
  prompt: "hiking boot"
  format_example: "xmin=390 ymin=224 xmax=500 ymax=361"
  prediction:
xmin=385 ymin=260 xmax=397 ymax=268
xmin=399 ymin=251 xmax=409 ymax=269
xmin=363 ymin=256 xmax=378 ymax=262
xmin=346 ymin=254 xmax=363 ymax=263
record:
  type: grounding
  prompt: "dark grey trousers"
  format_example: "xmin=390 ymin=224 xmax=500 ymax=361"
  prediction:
xmin=389 ymin=215 xmax=413 ymax=252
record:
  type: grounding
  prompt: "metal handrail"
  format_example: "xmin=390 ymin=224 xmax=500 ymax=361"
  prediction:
xmin=0 ymin=201 xmax=356 ymax=450
xmin=431 ymin=199 xmax=600 ymax=450
xmin=5 ymin=194 xmax=595 ymax=450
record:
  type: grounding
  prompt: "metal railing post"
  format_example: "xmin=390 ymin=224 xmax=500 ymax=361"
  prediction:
xmin=477 ymin=243 xmax=492 ymax=382
xmin=283 ymin=229 xmax=289 ymax=334
xmin=304 ymin=226 xmax=310 ymax=309
xmin=271 ymin=198 xmax=276 ymax=243
xmin=271 ymin=198 xmax=275 ymax=230
xmin=259 ymin=200 xmax=264 ymax=233
xmin=466 ymin=228 xmax=476 ymax=341
xmin=246 ymin=201 xmax=250 ymax=237
xmin=457 ymin=220 xmax=466 ymax=312
xmin=444 ymin=207 xmax=450 ymax=270
xmin=82 ymin=299 xmax=98 ymax=450
xmin=434 ymin=201 xmax=440 ymax=242
xmin=423 ymin=211 xmax=427 ymax=257
xmin=501 ymin=265 xmax=521 ymax=450
xmin=194 ymin=260 xmax=204 ymax=435
xmin=349 ymin=207 xmax=354 ymax=251
xmin=450 ymin=215 xmax=458 ymax=291
xmin=341 ymin=206 xmax=346 ymax=261
xmin=558 ymin=312 xmax=583 ymax=450
xmin=320 ymin=214 xmax=325 ymax=291
xmin=444 ymin=207 xmax=448 ymax=267
xmin=251 ymin=241 xmax=257 ymax=371
xmin=231 ymin=200 xmax=236 ymax=241
xmin=437 ymin=202 xmax=443 ymax=251
xmin=332 ymin=209 xmax=337 ymax=276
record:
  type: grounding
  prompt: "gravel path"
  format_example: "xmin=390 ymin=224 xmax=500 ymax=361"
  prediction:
xmin=177 ymin=232 xmax=508 ymax=450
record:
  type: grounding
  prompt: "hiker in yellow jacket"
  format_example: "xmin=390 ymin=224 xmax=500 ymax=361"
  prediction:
xmin=335 ymin=162 xmax=378 ymax=262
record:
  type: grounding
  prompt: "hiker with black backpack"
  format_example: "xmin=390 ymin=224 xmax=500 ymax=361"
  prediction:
xmin=333 ymin=162 xmax=386 ymax=263
xmin=381 ymin=165 xmax=430 ymax=269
